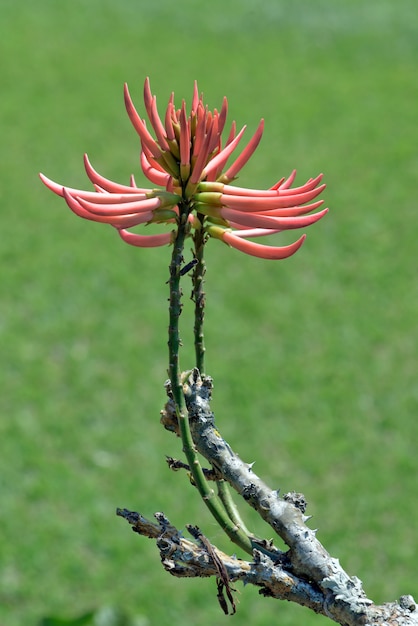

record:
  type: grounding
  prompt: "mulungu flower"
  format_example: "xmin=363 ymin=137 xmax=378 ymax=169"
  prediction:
xmin=40 ymin=78 xmax=328 ymax=258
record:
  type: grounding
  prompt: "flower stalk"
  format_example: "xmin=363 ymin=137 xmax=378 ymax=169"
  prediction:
xmin=40 ymin=77 xmax=329 ymax=556
xmin=167 ymin=203 xmax=253 ymax=555
xmin=191 ymin=215 xmax=206 ymax=375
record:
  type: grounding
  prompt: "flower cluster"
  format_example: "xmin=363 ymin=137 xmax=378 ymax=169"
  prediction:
xmin=40 ymin=78 xmax=327 ymax=259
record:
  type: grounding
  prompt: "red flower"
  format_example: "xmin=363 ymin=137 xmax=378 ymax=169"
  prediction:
xmin=40 ymin=78 xmax=327 ymax=258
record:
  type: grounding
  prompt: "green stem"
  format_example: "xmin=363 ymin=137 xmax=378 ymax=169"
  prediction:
xmin=192 ymin=216 xmax=206 ymax=374
xmin=216 ymin=480 xmax=252 ymax=536
xmin=191 ymin=216 xmax=253 ymax=543
xmin=168 ymin=205 xmax=253 ymax=556
xmin=167 ymin=218 xmax=187 ymax=394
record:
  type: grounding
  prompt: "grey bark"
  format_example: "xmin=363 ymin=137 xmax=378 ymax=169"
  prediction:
xmin=118 ymin=370 xmax=417 ymax=625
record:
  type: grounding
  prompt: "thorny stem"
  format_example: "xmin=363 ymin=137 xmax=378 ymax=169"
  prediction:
xmin=191 ymin=214 xmax=206 ymax=375
xmin=167 ymin=203 xmax=253 ymax=556
xmin=167 ymin=215 xmax=187 ymax=397
xmin=191 ymin=213 xmax=253 ymax=542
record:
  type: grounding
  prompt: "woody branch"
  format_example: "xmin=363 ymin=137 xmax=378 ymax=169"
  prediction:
xmin=118 ymin=369 xmax=417 ymax=626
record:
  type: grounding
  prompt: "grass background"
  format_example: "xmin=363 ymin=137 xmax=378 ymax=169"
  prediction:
xmin=1 ymin=0 xmax=417 ymax=624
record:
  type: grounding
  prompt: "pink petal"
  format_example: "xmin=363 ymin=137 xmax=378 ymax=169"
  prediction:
xmin=140 ymin=151 xmax=171 ymax=186
xmin=40 ymin=172 xmax=138 ymax=203
xmin=220 ymin=185 xmax=326 ymax=211
xmin=269 ymin=176 xmax=286 ymax=190
xmin=218 ymin=174 xmax=323 ymax=198
xmin=221 ymin=231 xmax=307 ymax=259
xmin=259 ymin=200 xmax=325 ymax=217
xmin=189 ymin=122 xmax=219 ymax=185
xmin=40 ymin=173 xmax=78 ymax=198
xmin=221 ymin=119 xmax=264 ymax=182
xmin=192 ymin=103 xmax=207 ymax=159
xmin=63 ymin=190 xmax=153 ymax=227
xmin=117 ymin=228 xmax=173 ymax=247
xmin=77 ymin=192 xmax=149 ymax=205
xmin=179 ymin=100 xmax=190 ymax=167
xmin=84 ymin=154 xmax=149 ymax=193
xmin=230 ymin=228 xmax=282 ymax=238
xmin=206 ymin=114 xmax=220 ymax=156
xmin=164 ymin=95 xmax=176 ymax=141
xmin=200 ymin=125 xmax=247 ymax=182
xmin=276 ymin=173 xmax=324 ymax=196
xmin=76 ymin=195 xmax=162 ymax=216
xmin=217 ymin=97 xmax=228 ymax=136
xmin=191 ymin=80 xmax=199 ymax=113
xmin=143 ymin=77 xmax=154 ymax=121
xmin=220 ymin=207 xmax=328 ymax=230
xmin=225 ymin=120 xmax=237 ymax=146
xmin=276 ymin=169 xmax=297 ymax=190
xmin=124 ymin=83 xmax=162 ymax=159
xmin=205 ymin=110 xmax=213 ymax=133
xmin=150 ymin=95 xmax=170 ymax=152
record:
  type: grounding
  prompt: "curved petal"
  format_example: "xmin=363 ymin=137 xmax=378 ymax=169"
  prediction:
xmin=277 ymin=173 xmax=324 ymax=196
xmin=149 ymin=95 xmax=170 ymax=152
xmin=62 ymin=190 xmax=153 ymax=227
xmin=188 ymin=121 xmax=217 ymax=184
xmin=191 ymin=80 xmax=200 ymax=114
xmin=76 ymin=195 xmax=162 ymax=216
xmin=84 ymin=154 xmax=150 ymax=193
xmin=140 ymin=151 xmax=171 ymax=186
xmin=216 ymin=173 xmax=323 ymax=198
xmin=217 ymin=97 xmax=228 ymax=136
xmin=40 ymin=173 xmax=78 ymax=198
xmin=220 ymin=207 xmax=329 ymax=230
xmin=124 ymin=83 xmax=162 ymax=159
xmin=143 ymin=77 xmax=154 ymax=121
xmin=269 ymin=176 xmax=286 ymax=190
xmin=260 ymin=200 xmax=325 ymax=217
xmin=74 ymin=191 xmax=148 ymax=204
xmin=199 ymin=125 xmax=246 ymax=182
xmin=191 ymin=103 xmax=207 ymax=159
xmin=220 ymin=185 xmax=326 ymax=212
xmin=117 ymin=228 xmax=173 ymax=247
xmin=164 ymin=95 xmax=176 ymax=141
xmin=221 ymin=231 xmax=307 ymax=259
xmin=179 ymin=100 xmax=191 ymax=167
xmin=230 ymin=228 xmax=282 ymax=238
xmin=276 ymin=169 xmax=297 ymax=190
xmin=221 ymin=119 xmax=264 ymax=182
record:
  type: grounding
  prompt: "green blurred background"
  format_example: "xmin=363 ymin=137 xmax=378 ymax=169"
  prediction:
xmin=1 ymin=1 xmax=417 ymax=624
